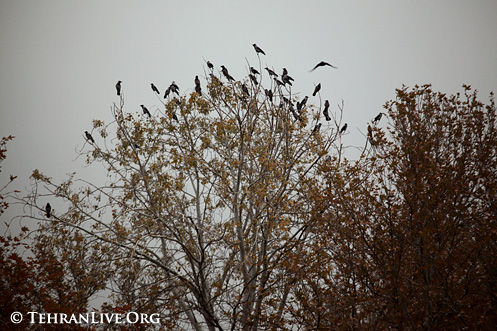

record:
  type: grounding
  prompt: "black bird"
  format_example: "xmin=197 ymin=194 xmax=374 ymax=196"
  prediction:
xmin=85 ymin=131 xmax=95 ymax=144
xmin=151 ymin=83 xmax=160 ymax=94
xmin=313 ymin=123 xmax=322 ymax=133
xmin=265 ymin=67 xmax=278 ymax=77
xmin=249 ymin=74 xmax=258 ymax=85
xmin=265 ymin=89 xmax=273 ymax=102
xmin=274 ymin=78 xmax=285 ymax=87
xmin=312 ymin=83 xmax=321 ymax=96
xmin=300 ymin=96 xmax=309 ymax=109
xmin=290 ymin=105 xmax=302 ymax=122
xmin=282 ymin=68 xmax=289 ymax=76
xmin=253 ymin=43 xmax=266 ymax=55
xmin=368 ymin=125 xmax=373 ymax=139
xmin=116 ymin=80 xmax=122 ymax=96
xmin=374 ymin=112 xmax=383 ymax=123
xmin=340 ymin=123 xmax=347 ymax=134
xmin=164 ymin=86 xmax=171 ymax=99
xmin=141 ymin=105 xmax=151 ymax=118
xmin=172 ymin=113 xmax=179 ymax=122
xmin=45 ymin=203 xmax=51 ymax=218
xmin=323 ymin=100 xmax=331 ymax=121
xmin=281 ymin=69 xmax=294 ymax=86
xmin=194 ymin=76 xmax=202 ymax=95
xmin=220 ymin=65 xmax=235 ymax=81
xmin=207 ymin=61 xmax=214 ymax=70
xmin=241 ymin=83 xmax=250 ymax=96
xmin=310 ymin=61 xmax=338 ymax=72
xmin=169 ymin=81 xmax=180 ymax=95
xmin=250 ymin=67 xmax=260 ymax=75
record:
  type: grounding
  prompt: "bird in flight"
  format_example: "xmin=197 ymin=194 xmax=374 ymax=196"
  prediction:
xmin=116 ymin=80 xmax=122 ymax=96
xmin=141 ymin=105 xmax=151 ymax=118
xmin=253 ymin=43 xmax=266 ymax=55
xmin=85 ymin=131 xmax=95 ymax=144
xmin=151 ymin=83 xmax=160 ymax=94
xmin=221 ymin=65 xmax=235 ymax=81
xmin=45 ymin=203 xmax=51 ymax=218
xmin=310 ymin=61 xmax=338 ymax=72
xmin=312 ymin=83 xmax=321 ymax=96
xmin=323 ymin=100 xmax=331 ymax=121
xmin=340 ymin=123 xmax=348 ymax=134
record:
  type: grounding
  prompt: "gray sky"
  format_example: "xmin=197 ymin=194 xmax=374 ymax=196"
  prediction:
xmin=1 ymin=1 xmax=497 ymax=228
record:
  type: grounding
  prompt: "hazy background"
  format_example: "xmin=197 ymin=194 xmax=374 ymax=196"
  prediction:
xmin=1 ymin=0 xmax=497 ymax=230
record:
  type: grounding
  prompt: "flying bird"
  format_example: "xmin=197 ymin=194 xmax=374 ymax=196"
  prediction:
xmin=141 ymin=105 xmax=151 ymax=118
xmin=45 ymin=203 xmax=51 ymax=218
xmin=265 ymin=67 xmax=278 ymax=77
xmin=340 ymin=123 xmax=348 ymax=134
xmin=310 ymin=61 xmax=338 ymax=72
xmin=115 ymin=80 xmax=122 ymax=96
xmin=85 ymin=131 xmax=95 ymax=144
xmin=250 ymin=67 xmax=260 ymax=75
xmin=151 ymin=83 xmax=160 ymax=94
xmin=312 ymin=83 xmax=321 ymax=96
xmin=253 ymin=43 xmax=266 ymax=55
xmin=220 ymin=65 xmax=235 ymax=81
xmin=194 ymin=76 xmax=202 ymax=95
xmin=374 ymin=112 xmax=383 ymax=123
xmin=169 ymin=81 xmax=180 ymax=95
xmin=323 ymin=100 xmax=331 ymax=121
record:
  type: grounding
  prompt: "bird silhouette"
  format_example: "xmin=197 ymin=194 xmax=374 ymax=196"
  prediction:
xmin=340 ymin=123 xmax=347 ymax=134
xmin=368 ymin=125 xmax=373 ymax=139
xmin=265 ymin=89 xmax=273 ymax=102
xmin=265 ymin=67 xmax=278 ymax=77
xmin=164 ymin=87 xmax=171 ymax=99
xmin=313 ymin=123 xmax=322 ymax=133
xmin=312 ymin=83 xmax=321 ymax=96
xmin=220 ymin=65 xmax=235 ymax=81
xmin=241 ymin=83 xmax=250 ymax=96
xmin=250 ymin=67 xmax=260 ymax=75
xmin=298 ymin=96 xmax=309 ymax=110
xmin=374 ymin=112 xmax=383 ymax=123
xmin=207 ymin=61 xmax=214 ymax=70
xmin=45 ymin=203 xmax=51 ymax=218
xmin=116 ymin=81 xmax=122 ymax=96
xmin=323 ymin=100 xmax=331 ymax=121
xmin=310 ymin=61 xmax=338 ymax=72
xmin=249 ymin=74 xmax=258 ymax=85
xmin=141 ymin=105 xmax=151 ymax=118
xmin=194 ymin=76 xmax=202 ymax=95
xmin=274 ymin=78 xmax=285 ymax=87
xmin=282 ymin=69 xmax=294 ymax=86
xmin=151 ymin=83 xmax=160 ymax=94
xmin=85 ymin=131 xmax=95 ymax=144
xmin=169 ymin=81 xmax=180 ymax=95
xmin=253 ymin=43 xmax=266 ymax=55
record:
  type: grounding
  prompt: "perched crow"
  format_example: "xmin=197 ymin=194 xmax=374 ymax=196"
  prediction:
xmin=340 ymin=123 xmax=348 ymax=134
xmin=323 ymin=100 xmax=331 ymax=121
xmin=265 ymin=67 xmax=278 ymax=77
xmin=220 ymin=65 xmax=235 ymax=81
xmin=265 ymin=89 xmax=273 ymax=102
xmin=116 ymin=80 xmax=122 ymax=96
xmin=300 ymin=96 xmax=309 ymax=109
xmin=194 ymin=76 xmax=202 ymax=95
xmin=85 ymin=131 xmax=95 ymax=144
xmin=282 ymin=69 xmax=294 ymax=86
xmin=151 ymin=83 xmax=160 ymax=94
xmin=207 ymin=61 xmax=214 ymax=70
xmin=172 ymin=112 xmax=179 ymax=122
xmin=312 ymin=83 xmax=321 ymax=96
xmin=274 ymin=78 xmax=285 ymax=87
xmin=164 ymin=86 xmax=171 ymax=99
xmin=250 ymin=67 xmax=260 ymax=75
xmin=368 ymin=125 xmax=373 ymax=139
xmin=241 ymin=83 xmax=250 ymax=96
xmin=313 ymin=123 xmax=322 ymax=133
xmin=45 ymin=203 xmax=51 ymax=218
xmin=141 ymin=105 xmax=151 ymax=118
xmin=169 ymin=81 xmax=180 ymax=95
xmin=374 ymin=112 xmax=383 ymax=123
xmin=310 ymin=61 xmax=338 ymax=72
xmin=249 ymin=74 xmax=258 ymax=85
xmin=253 ymin=43 xmax=266 ymax=55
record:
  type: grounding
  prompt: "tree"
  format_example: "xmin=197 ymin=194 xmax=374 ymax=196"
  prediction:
xmin=24 ymin=58 xmax=345 ymax=330
xmin=294 ymin=84 xmax=497 ymax=329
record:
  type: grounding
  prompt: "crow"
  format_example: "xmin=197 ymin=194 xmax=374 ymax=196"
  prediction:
xmin=340 ymin=123 xmax=348 ymax=134
xmin=265 ymin=67 xmax=278 ymax=77
xmin=253 ymin=43 xmax=266 ymax=55
xmin=265 ymin=89 xmax=273 ymax=102
xmin=313 ymin=123 xmax=322 ymax=133
xmin=172 ymin=112 xmax=179 ymax=122
xmin=312 ymin=83 xmax=321 ymax=96
xmin=300 ymin=96 xmax=309 ymax=109
xmin=368 ymin=125 xmax=373 ymax=139
xmin=151 ymin=83 xmax=160 ymax=94
xmin=250 ymin=67 xmax=260 ymax=75
xmin=310 ymin=61 xmax=338 ymax=72
xmin=169 ymin=81 xmax=180 ymax=95
xmin=249 ymin=74 xmax=258 ymax=85
xmin=116 ymin=80 xmax=122 ymax=96
xmin=164 ymin=86 xmax=171 ymax=99
xmin=241 ymin=83 xmax=250 ymax=96
xmin=207 ymin=61 xmax=214 ymax=70
xmin=220 ymin=65 xmax=235 ymax=81
xmin=85 ymin=131 xmax=95 ymax=144
xmin=374 ymin=112 xmax=383 ymax=123
xmin=194 ymin=76 xmax=202 ymax=95
xmin=282 ymin=69 xmax=294 ymax=86
xmin=141 ymin=105 xmax=151 ymax=118
xmin=45 ymin=203 xmax=51 ymax=218
xmin=323 ymin=100 xmax=331 ymax=121
xmin=274 ymin=78 xmax=285 ymax=87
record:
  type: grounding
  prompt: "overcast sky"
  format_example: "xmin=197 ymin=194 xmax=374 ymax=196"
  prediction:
xmin=1 ymin=1 xmax=497 ymax=229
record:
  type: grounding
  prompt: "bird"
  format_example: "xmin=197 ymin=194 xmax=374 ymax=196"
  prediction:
xmin=368 ymin=125 xmax=373 ymax=139
xmin=312 ymin=83 xmax=321 ymax=96
xmin=85 ymin=131 xmax=95 ymax=144
xmin=253 ymin=43 xmax=266 ymax=55
xmin=310 ymin=61 xmax=338 ymax=72
xmin=323 ymin=100 xmax=331 ymax=121
xmin=340 ymin=123 xmax=347 ymax=134
xmin=220 ymin=65 xmax=235 ymax=81
xmin=250 ymin=67 xmax=260 ymax=75
xmin=115 ymin=81 xmax=122 ymax=96
xmin=45 ymin=203 xmax=51 ymax=218
xmin=249 ymin=74 xmax=258 ymax=85
xmin=164 ymin=86 xmax=171 ymax=99
xmin=265 ymin=89 xmax=273 ymax=102
xmin=194 ymin=76 xmax=201 ymax=95
xmin=274 ymin=78 xmax=285 ymax=87
xmin=141 ymin=105 xmax=151 ymax=118
xmin=151 ymin=83 xmax=160 ymax=94
xmin=300 ymin=96 xmax=309 ymax=109
xmin=313 ymin=123 xmax=322 ymax=133
xmin=282 ymin=69 xmax=294 ymax=86
xmin=241 ymin=83 xmax=249 ymax=96
xmin=374 ymin=112 xmax=383 ymax=123
xmin=207 ymin=61 xmax=214 ymax=70
xmin=169 ymin=81 xmax=180 ymax=95
xmin=265 ymin=67 xmax=278 ymax=77
xmin=172 ymin=112 xmax=179 ymax=122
